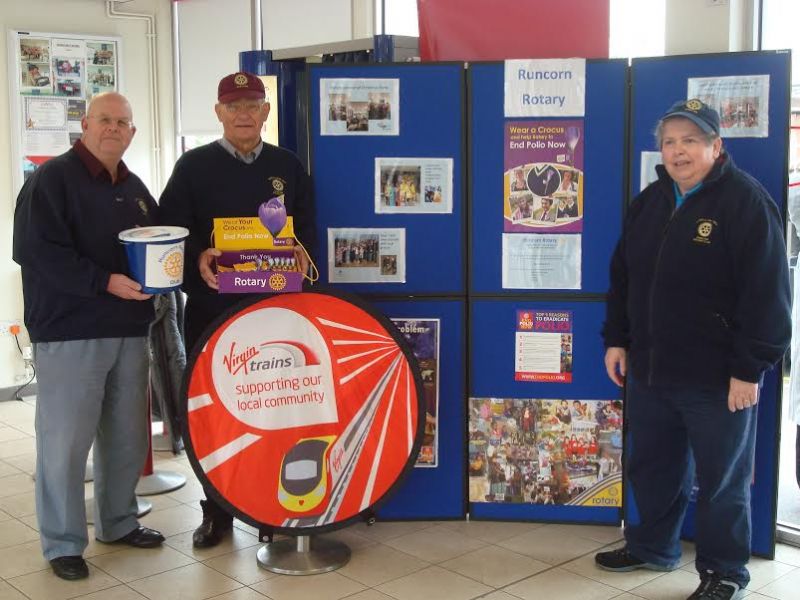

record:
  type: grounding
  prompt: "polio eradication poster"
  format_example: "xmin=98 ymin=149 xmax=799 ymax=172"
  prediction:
xmin=504 ymin=120 xmax=584 ymax=234
xmin=321 ymin=78 xmax=399 ymax=136
xmin=469 ymin=398 xmax=623 ymax=507
xmin=515 ymin=310 xmax=573 ymax=383
xmin=184 ymin=293 xmax=424 ymax=532
xmin=392 ymin=319 xmax=440 ymax=467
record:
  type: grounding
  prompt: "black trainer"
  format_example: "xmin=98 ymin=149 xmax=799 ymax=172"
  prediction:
xmin=687 ymin=573 xmax=744 ymax=600
xmin=595 ymin=547 xmax=674 ymax=572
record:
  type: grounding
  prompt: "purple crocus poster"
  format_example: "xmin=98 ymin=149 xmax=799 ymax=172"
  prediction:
xmin=504 ymin=120 xmax=584 ymax=234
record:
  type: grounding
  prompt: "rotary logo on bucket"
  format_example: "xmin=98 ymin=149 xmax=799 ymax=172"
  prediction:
xmin=118 ymin=226 xmax=189 ymax=294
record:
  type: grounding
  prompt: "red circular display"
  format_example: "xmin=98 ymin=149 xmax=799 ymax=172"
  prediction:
xmin=182 ymin=291 xmax=424 ymax=533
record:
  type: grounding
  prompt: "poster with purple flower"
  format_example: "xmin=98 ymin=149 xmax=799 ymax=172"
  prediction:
xmin=504 ymin=120 xmax=584 ymax=233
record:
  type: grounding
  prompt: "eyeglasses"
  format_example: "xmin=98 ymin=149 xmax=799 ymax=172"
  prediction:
xmin=223 ymin=102 xmax=264 ymax=114
xmin=88 ymin=116 xmax=133 ymax=129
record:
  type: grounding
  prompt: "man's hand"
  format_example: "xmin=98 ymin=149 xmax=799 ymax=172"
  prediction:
xmin=604 ymin=347 xmax=627 ymax=387
xmin=107 ymin=274 xmax=152 ymax=301
xmin=293 ymin=245 xmax=310 ymax=276
xmin=728 ymin=377 xmax=759 ymax=412
xmin=199 ymin=248 xmax=222 ymax=290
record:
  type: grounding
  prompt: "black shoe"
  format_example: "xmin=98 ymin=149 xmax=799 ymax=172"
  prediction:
xmin=687 ymin=573 xmax=744 ymax=600
xmin=192 ymin=501 xmax=232 ymax=548
xmin=595 ymin=547 xmax=675 ymax=572
xmin=50 ymin=556 xmax=89 ymax=580
xmin=192 ymin=515 xmax=233 ymax=548
xmin=112 ymin=526 xmax=165 ymax=548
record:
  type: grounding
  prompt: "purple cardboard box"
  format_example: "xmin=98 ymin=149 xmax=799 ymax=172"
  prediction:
xmin=216 ymin=249 xmax=303 ymax=294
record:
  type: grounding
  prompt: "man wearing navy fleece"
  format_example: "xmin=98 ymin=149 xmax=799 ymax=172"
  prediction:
xmin=13 ymin=92 xmax=165 ymax=582
xmin=159 ymin=72 xmax=314 ymax=548
xmin=596 ymin=99 xmax=791 ymax=600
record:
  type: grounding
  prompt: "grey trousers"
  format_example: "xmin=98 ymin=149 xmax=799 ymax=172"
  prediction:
xmin=34 ymin=337 xmax=149 ymax=560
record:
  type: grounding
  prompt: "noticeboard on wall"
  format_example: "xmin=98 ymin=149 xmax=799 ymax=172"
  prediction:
xmin=6 ymin=30 xmax=122 ymax=197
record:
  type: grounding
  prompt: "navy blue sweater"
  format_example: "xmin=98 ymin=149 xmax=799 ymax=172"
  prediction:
xmin=13 ymin=145 xmax=157 ymax=342
xmin=603 ymin=154 xmax=791 ymax=389
xmin=158 ymin=141 xmax=315 ymax=315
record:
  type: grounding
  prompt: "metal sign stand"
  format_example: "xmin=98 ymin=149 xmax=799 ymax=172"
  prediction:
xmin=256 ymin=535 xmax=350 ymax=575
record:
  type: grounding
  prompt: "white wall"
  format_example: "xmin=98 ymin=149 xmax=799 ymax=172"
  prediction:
xmin=665 ymin=0 xmax=755 ymax=55
xmin=177 ymin=0 xmax=250 ymax=136
xmin=0 ymin=0 xmax=175 ymax=388
xmin=262 ymin=0 xmax=353 ymax=50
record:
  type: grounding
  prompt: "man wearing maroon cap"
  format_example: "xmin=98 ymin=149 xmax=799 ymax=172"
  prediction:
xmin=159 ymin=72 xmax=315 ymax=548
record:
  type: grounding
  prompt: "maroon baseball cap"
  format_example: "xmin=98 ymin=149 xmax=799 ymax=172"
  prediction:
xmin=217 ymin=72 xmax=265 ymax=103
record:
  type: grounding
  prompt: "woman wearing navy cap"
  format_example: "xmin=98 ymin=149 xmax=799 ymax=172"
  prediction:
xmin=596 ymin=99 xmax=791 ymax=600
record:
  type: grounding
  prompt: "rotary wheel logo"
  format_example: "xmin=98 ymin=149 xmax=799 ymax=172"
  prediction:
xmin=163 ymin=251 xmax=184 ymax=278
xmin=697 ymin=221 xmax=713 ymax=238
xmin=269 ymin=273 xmax=287 ymax=291
xmin=685 ymin=99 xmax=703 ymax=111
xmin=234 ymin=73 xmax=248 ymax=86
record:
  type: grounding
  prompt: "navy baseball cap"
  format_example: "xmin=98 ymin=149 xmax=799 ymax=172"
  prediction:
xmin=662 ymin=99 xmax=720 ymax=135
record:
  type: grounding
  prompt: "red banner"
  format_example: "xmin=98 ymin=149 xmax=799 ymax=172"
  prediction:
xmin=417 ymin=0 xmax=609 ymax=62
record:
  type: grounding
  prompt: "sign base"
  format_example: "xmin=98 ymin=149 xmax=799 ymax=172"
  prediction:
xmin=256 ymin=535 xmax=350 ymax=575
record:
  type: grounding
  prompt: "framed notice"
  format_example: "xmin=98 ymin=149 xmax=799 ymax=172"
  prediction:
xmin=7 ymin=30 xmax=122 ymax=198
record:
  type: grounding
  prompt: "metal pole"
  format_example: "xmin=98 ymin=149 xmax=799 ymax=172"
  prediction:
xmin=252 ymin=0 xmax=263 ymax=51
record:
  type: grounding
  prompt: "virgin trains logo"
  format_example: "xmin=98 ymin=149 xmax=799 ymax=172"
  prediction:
xmin=223 ymin=343 xmax=259 ymax=375
xmin=222 ymin=340 xmax=320 ymax=376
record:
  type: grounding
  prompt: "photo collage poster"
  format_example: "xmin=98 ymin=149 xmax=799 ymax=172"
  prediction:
xmin=15 ymin=33 xmax=120 ymax=182
xmin=469 ymin=398 xmax=623 ymax=507
xmin=391 ymin=319 xmax=440 ymax=467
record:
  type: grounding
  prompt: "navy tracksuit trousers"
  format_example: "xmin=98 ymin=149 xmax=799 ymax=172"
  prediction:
xmin=624 ymin=376 xmax=757 ymax=588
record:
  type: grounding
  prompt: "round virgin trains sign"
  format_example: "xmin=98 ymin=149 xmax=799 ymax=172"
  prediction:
xmin=182 ymin=291 xmax=424 ymax=534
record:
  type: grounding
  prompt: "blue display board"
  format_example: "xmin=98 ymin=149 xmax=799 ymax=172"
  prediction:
xmin=468 ymin=60 xmax=628 ymax=295
xmin=374 ymin=299 xmax=466 ymax=520
xmin=469 ymin=299 xmax=622 ymax=524
xmin=629 ymin=50 xmax=791 ymax=558
xmin=308 ymin=63 xmax=465 ymax=295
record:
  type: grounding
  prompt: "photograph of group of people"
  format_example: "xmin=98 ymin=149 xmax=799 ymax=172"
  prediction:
xmin=88 ymin=42 xmax=115 ymax=65
xmin=508 ymin=164 xmax=582 ymax=227
xmin=379 ymin=167 xmax=421 ymax=207
xmin=327 ymin=228 xmax=405 ymax=283
xmin=327 ymin=92 xmax=392 ymax=132
xmin=333 ymin=235 xmax=380 ymax=268
xmin=468 ymin=397 xmax=623 ymax=506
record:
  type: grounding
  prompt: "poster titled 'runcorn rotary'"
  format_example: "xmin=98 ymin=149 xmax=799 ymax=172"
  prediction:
xmin=183 ymin=292 xmax=424 ymax=533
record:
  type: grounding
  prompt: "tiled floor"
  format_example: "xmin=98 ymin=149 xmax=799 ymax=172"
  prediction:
xmin=2 ymin=398 xmax=800 ymax=600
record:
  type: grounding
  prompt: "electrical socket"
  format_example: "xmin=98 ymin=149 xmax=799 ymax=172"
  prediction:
xmin=0 ymin=320 xmax=22 ymax=336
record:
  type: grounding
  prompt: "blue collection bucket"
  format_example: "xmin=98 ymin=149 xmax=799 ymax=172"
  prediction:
xmin=118 ymin=226 xmax=190 ymax=294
